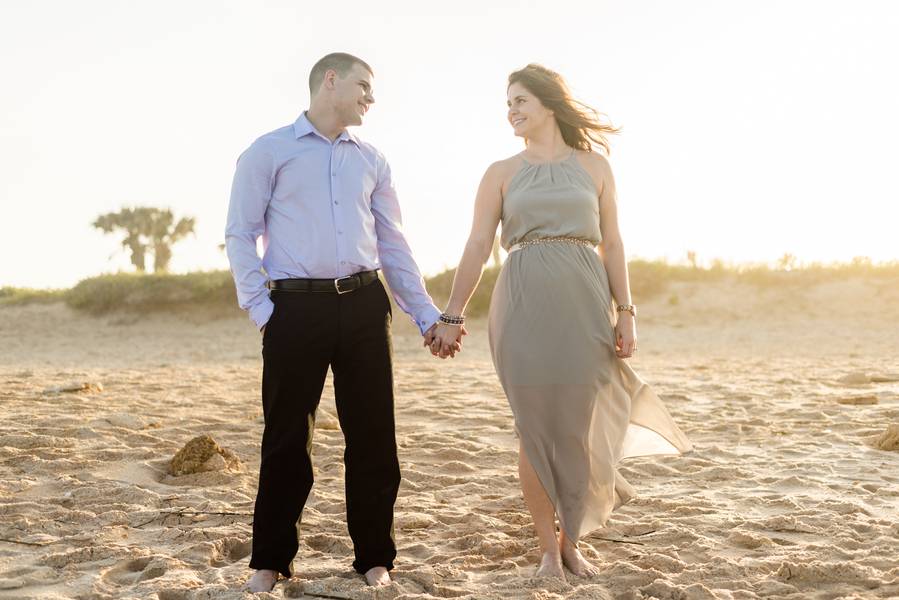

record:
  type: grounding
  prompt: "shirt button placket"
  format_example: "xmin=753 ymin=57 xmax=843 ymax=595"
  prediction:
xmin=331 ymin=147 xmax=342 ymax=273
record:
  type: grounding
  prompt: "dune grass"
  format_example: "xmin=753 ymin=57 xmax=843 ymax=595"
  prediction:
xmin=2 ymin=258 xmax=897 ymax=317
xmin=425 ymin=258 xmax=899 ymax=313
xmin=65 ymin=271 xmax=237 ymax=315
xmin=0 ymin=286 xmax=67 ymax=306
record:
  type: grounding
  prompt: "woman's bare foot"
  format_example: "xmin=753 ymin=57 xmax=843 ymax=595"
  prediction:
xmin=364 ymin=566 xmax=391 ymax=586
xmin=560 ymin=540 xmax=599 ymax=577
xmin=244 ymin=569 xmax=279 ymax=592
xmin=535 ymin=551 xmax=565 ymax=578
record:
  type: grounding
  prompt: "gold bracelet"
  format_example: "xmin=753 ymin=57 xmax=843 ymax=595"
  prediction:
xmin=616 ymin=304 xmax=636 ymax=317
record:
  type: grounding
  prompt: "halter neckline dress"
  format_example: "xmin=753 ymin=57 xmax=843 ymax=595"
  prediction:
xmin=488 ymin=152 xmax=692 ymax=539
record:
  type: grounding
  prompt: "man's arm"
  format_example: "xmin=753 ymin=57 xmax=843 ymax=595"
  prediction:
xmin=370 ymin=156 xmax=441 ymax=335
xmin=224 ymin=142 xmax=275 ymax=330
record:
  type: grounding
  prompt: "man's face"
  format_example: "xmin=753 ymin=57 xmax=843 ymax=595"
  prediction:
xmin=332 ymin=63 xmax=375 ymax=127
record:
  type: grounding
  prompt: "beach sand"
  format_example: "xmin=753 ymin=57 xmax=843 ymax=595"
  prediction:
xmin=1 ymin=278 xmax=898 ymax=599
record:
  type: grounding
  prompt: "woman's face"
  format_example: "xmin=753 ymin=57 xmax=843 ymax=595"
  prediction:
xmin=507 ymin=82 xmax=552 ymax=138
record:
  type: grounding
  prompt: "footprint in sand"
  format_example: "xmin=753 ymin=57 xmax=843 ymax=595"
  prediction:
xmin=727 ymin=529 xmax=774 ymax=549
xmin=303 ymin=533 xmax=352 ymax=555
xmin=871 ymin=372 xmax=899 ymax=383
xmin=41 ymin=381 xmax=103 ymax=394
xmin=642 ymin=580 xmax=718 ymax=600
xmin=0 ymin=578 xmax=23 ymax=591
xmin=175 ymin=536 xmax=252 ymax=569
xmin=100 ymin=555 xmax=171 ymax=586
xmin=212 ymin=537 xmax=252 ymax=567
xmin=399 ymin=543 xmax=435 ymax=560
xmin=102 ymin=412 xmax=150 ymax=429
xmin=156 ymin=590 xmax=189 ymax=600
xmin=775 ymin=560 xmax=881 ymax=589
xmin=838 ymin=371 xmax=871 ymax=385
xmin=283 ymin=579 xmax=305 ymax=598
xmin=836 ymin=395 xmax=879 ymax=405
xmin=395 ymin=512 xmax=438 ymax=531
xmin=836 ymin=371 xmax=899 ymax=385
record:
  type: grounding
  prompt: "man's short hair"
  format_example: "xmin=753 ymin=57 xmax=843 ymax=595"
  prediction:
xmin=308 ymin=52 xmax=373 ymax=95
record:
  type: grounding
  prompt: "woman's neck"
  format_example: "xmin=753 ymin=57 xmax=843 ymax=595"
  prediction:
xmin=523 ymin=127 xmax=569 ymax=161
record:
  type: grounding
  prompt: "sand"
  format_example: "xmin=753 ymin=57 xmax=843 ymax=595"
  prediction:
xmin=1 ymin=278 xmax=898 ymax=599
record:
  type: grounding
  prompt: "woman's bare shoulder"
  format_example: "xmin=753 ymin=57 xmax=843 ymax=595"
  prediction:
xmin=488 ymin=153 xmax=525 ymax=175
xmin=480 ymin=154 xmax=525 ymax=193
xmin=574 ymin=149 xmax=612 ymax=175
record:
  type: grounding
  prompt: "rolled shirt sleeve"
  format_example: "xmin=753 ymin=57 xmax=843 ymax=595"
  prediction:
xmin=224 ymin=141 xmax=275 ymax=330
xmin=370 ymin=156 xmax=441 ymax=335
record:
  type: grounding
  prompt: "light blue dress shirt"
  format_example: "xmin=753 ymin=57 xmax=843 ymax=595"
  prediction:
xmin=225 ymin=112 xmax=440 ymax=334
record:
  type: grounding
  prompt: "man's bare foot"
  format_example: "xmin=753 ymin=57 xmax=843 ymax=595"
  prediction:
xmin=535 ymin=552 xmax=565 ymax=578
xmin=364 ymin=566 xmax=391 ymax=587
xmin=244 ymin=569 xmax=279 ymax=592
xmin=560 ymin=541 xmax=599 ymax=577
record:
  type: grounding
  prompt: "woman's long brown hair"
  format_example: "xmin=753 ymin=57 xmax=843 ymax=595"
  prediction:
xmin=508 ymin=63 xmax=619 ymax=154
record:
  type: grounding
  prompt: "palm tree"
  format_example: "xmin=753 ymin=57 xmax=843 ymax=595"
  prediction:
xmin=148 ymin=210 xmax=195 ymax=272
xmin=93 ymin=207 xmax=195 ymax=273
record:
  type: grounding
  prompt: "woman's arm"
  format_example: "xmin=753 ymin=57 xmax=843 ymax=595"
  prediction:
xmin=430 ymin=162 xmax=505 ymax=357
xmin=592 ymin=154 xmax=636 ymax=358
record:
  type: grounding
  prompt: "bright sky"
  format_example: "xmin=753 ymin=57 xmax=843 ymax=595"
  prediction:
xmin=2 ymin=0 xmax=897 ymax=288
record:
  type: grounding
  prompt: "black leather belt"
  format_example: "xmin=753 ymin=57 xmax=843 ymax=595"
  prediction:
xmin=268 ymin=270 xmax=379 ymax=294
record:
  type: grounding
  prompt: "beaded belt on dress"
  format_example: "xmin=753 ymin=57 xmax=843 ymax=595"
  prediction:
xmin=508 ymin=236 xmax=596 ymax=253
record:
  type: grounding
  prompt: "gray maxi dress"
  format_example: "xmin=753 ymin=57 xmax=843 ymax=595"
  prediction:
xmin=488 ymin=153 xmax=692 ymax=541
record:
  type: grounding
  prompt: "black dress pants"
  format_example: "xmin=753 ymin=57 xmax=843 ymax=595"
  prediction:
xmin=248 ymin=278 xmax=400 ymax=577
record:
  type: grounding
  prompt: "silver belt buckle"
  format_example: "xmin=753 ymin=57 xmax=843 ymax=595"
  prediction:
xmin=334 ymin=275 xmax=355 ymax=294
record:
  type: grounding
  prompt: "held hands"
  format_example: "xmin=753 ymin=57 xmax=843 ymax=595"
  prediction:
xmin=615 ymin=313 xmax=636 ymax=358
xmin=423 ymin=322 xmax=468 ymax=359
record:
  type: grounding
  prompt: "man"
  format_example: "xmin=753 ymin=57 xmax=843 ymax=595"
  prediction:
xmin=225 ymin=52 xmax=459 ymax=593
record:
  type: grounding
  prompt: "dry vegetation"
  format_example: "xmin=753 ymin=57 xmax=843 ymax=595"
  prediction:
xmin=2 ymin=259 xmax=898 ymax=317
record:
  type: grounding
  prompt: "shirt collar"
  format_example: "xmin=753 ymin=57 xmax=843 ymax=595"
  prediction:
xmin=294 ymin=112 xmax=360 ymax=146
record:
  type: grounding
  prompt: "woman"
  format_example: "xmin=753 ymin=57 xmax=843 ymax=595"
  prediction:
xmin=430 ymin=64 xmax=692 ymax=578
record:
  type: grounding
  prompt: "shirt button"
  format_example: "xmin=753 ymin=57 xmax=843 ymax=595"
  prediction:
xmin=337 ymin=230 xmax=343 ymax=235
xmin=331 ymin=172 xmax=337 ymax=176
xmin=334 ymin=201 xmax=339 ymax=205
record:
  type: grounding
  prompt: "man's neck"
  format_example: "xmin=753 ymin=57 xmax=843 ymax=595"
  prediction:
xmin=305 ymin=107 xmax=345 ymax=142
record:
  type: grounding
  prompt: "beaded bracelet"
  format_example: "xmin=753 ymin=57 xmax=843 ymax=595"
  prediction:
xmin=616 ymin=304 xmax=637 ymax=317
xmin=439 ymin=313 xmax=465 ymax=326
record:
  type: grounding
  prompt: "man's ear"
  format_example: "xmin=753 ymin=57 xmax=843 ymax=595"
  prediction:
xmin=323 ymin=69 xmax=338 ymax=90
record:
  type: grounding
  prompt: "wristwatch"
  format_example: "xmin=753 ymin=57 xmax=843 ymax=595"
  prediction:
xmin=616 ymin=304 xmax=636 ymax=317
